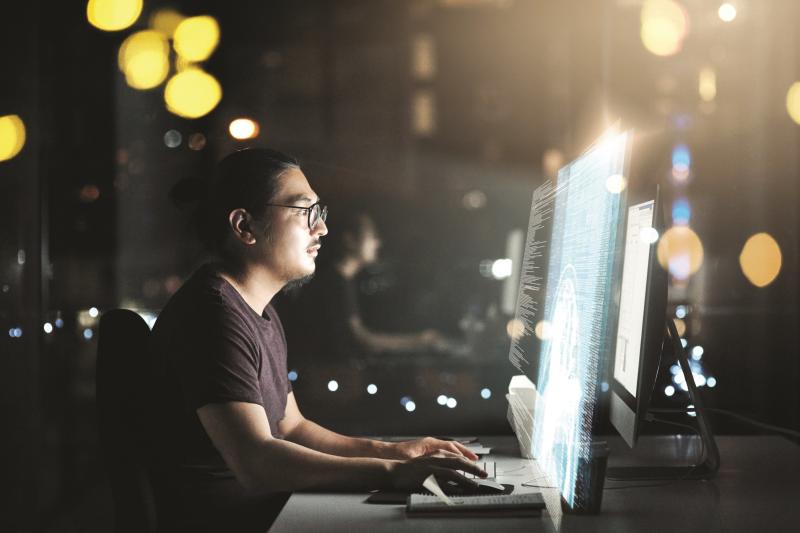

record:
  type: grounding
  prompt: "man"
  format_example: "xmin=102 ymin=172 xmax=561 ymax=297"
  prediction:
xmin=151 ymin=149 xmax=485 ymax=531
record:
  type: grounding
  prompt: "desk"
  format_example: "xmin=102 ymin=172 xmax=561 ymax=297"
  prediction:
xmin=269 ymin=435 xmax=800 ymax=532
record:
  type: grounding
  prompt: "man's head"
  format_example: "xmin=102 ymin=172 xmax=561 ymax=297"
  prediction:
xmin=195 ymin=148 xmax=328 ymax=284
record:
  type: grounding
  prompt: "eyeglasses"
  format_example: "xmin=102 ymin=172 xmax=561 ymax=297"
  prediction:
xmin=264 ymin=200 xmax=328 ymax=230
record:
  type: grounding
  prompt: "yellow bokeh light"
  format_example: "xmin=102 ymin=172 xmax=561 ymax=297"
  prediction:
xmin=173 ymin=16 xmax=220 ymax=62
xmin=699 ymin=67 xmax=716 ymax=102
xmin=164 ymin=68 xmax=222 ymax=119
xmin=506 ymin=318 xmax=525 ymax=340
xmin=739 ymin=233 xmax=782 ymax=288
xmin=785 ymin=82 xmax=800 ymax=125
xmin=673 ymin=318 xmax=686 ymax=337
xmin=657 ymin=226 xmax=704 ymax=280
xmin=149 ymin=8 xmax=185 ymax=38
xmin=87 ymin=0 xmax=142 ymax=31
xmin=640 ymin=0 xmax=688 ymax=57
xmin=229 ymin=118 xmax=260 ymax=140
xmin=118 ymin=31 xmax=170 ymax=90
xmin=0 ymin=115 xmax=26 ymax=162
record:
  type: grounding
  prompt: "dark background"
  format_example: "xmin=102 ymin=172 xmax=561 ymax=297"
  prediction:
xmin=1 ymin=1 xmax=798 ymax=530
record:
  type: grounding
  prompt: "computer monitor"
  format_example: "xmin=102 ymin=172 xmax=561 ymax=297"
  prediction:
xmin=609 ymin=193 xmax=667 ymax=448
xmin=509 ymin=128 xmax=630 ymax=510
xmin=606 ymin=186 xmax=720 ymax=480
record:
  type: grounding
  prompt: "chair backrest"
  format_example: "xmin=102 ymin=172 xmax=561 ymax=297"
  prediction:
xmin=96 ymin=309 xmax=157 ymax=533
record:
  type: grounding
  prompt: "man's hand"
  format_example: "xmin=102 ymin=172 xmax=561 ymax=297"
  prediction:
xmin=387 ymin=451 xmax=487 ymax=491
xmin=389 ymin=436 xmax=479 ymax=461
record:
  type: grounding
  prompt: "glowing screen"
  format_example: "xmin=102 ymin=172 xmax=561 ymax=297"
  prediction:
xmin=509 ymin=130 xmax=629 ymax=508
xmin=614 ymin=200 xmax=656 ymax=397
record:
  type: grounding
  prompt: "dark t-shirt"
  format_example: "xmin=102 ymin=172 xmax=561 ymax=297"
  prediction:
xmin=150 ymin=263 xmax=291 ymax=531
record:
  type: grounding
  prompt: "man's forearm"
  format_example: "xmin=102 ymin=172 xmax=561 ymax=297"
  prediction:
xmin=244 ymin=437 xmax=393 ymax=492
xmin=285 ymin=418 xmax=397 ymax=459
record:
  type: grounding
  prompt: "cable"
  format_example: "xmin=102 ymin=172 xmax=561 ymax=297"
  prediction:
xmin=649 ymin=407 xmax=800 ymax=439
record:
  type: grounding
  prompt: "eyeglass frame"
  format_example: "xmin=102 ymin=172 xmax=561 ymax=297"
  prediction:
xmin=263 ymin=200 xmax=328 ymax=230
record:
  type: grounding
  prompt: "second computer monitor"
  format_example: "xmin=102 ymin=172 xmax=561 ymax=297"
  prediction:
xmin=609 ymin=192 xmax=667 ymax=448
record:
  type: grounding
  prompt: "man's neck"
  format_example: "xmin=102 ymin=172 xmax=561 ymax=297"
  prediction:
xmin=219 ymin=263 xmax=283 ymax=316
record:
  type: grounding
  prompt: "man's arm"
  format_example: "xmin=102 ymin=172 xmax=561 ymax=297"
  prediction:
xmin=349 ymin=316 xmax=442 ymax=354
xmin=198 ymin=400 xmax=485 ymax=493
xmin=279 ymin=392 xmax=478 ymax=461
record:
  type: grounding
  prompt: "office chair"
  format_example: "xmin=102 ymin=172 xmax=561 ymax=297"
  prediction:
xmin=96 ymin=309 xmax=159 ymax=533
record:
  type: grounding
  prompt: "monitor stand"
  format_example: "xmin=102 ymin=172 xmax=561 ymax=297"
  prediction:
xmin=606 ymin=318 xmax=720 ymax=481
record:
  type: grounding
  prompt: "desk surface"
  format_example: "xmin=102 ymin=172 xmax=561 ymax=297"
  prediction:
xmin=269 ymin=435 xmax=800 ymax=533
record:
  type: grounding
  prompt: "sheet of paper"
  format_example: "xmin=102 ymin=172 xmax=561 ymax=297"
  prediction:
xmin=422 ymin=475 xmax=454 ymax=506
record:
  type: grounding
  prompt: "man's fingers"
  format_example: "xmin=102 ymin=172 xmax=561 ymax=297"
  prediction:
xmin=450 ymin=441 xmax=479 ymax=461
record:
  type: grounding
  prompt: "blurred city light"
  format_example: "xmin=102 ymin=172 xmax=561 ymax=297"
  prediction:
xmin=446 ymin=397 xmax=457 ymax=408
xmin=534 ymin=320 xmax=551 ymax=340
xmin=605 ymin=173 xmax=627 ymax=194
xmin=699 ymin=67 xmax=717 ymax=102
xmin=657 ymin=226 xmax=704 ymax=280
xmin=707 ymin=377 xmax=717 ymax=388
xmin=164 ymin=129 xmax=182 ymax=148
xmin=79 ymin=185 xmax=101 ymax=203
xmin=639 ymin=226 xmax=659 ymax=244
xmin=405 ymin=401 xmax=416 ymax=412
xmin=437 ymin=394 xmax=448 ymax=406
xmin=149 ymin=8 xmax=185 ymax=38
xmin=691 ymin=345 xmax=704 ymax=360
xmin=83 ymin=328 xmax=94 ymax=340
xmin=88 ymin=307 xmax=99 ymax=318
xmin=43 ymin=323 xmax=53 ymax=334
xmin=787 ymin=82 xmax=800 ymax=125
xmin=739 ymin=232 xmax=782 ymax=287
xmin=118 ymin=30 xmax=170 ymax=90
xmin=480 ymin=388 xmax=492 ymax=399
xmin=411 ymin=33 xmax=436 ymax=80
xmin=288 ymin=370 xmax=298 ymax=381
xmin=490 ymin=258 xmax=513 ymax=279
xmin=87 ymin=0 xmax=142 ymax=31
xmin=675 ymin=305 xmax=687 ymax=318
xmin=173 ymin=16 xmax=220 ymax=62
xmin=718 ymin=3 xmax=737 ymax=22
xmin=665 ymin=385 xmax=675 ymax=397
xmin=327 ymin=380 xmax=339 ymax=392
xmin=542 ymin=148 xmax=565 ymax=179
xmin=673 ymin=318 xmax=686 ymax=337
xmin=412 ymin=90 xmax=436 ymax=136
xmin=228 ymin=118 xmax=260 ymax=140
xmin=367 ymin=384 xmax=378 ymax=395
xmin=506 ymin=318 xmax=525 ymax=340
xmin=671 ymin=197 xmax=691 ymax=225
xmin=164 ymin=68 xmax=222 ymax=119
xmin=640 ymin=0 xmax=689 ymax=57
xmin=0 ymin=114 xmax=26 ymax=162
xmin=188 ymin=133 xmax=207 ymax=151
xmin=462 ymin=190 xmax=487 ymax=210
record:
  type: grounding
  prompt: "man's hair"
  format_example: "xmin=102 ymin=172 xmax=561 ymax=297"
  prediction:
xmin=170 ymin=148 xmax=299 ymax=256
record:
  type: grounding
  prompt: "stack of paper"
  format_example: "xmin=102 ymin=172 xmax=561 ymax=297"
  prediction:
xmin=506 ymin=375 xmax=536 ymax=459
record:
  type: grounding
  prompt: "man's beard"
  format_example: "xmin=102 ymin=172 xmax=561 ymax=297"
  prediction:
xmin=282 ymin=272 xmax=315 ymax=293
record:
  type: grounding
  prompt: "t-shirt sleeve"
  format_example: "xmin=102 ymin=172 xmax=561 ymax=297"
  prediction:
xmin=171 ymin=299 xmax=264 ymax=411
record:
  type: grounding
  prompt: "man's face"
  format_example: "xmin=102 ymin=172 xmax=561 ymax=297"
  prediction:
xmin=358 ymin=223 xmax=381 ymax=265
xmin=255 ymin=168 xmax=327 ymax=283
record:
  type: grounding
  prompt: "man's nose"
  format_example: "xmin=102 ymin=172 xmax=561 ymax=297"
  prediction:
xmin=314 ymin=218 xmax=328 ymax=237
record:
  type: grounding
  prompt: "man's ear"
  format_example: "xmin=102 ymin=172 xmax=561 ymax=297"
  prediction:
xmin=229 ymin=208 xmax=257 ymax=245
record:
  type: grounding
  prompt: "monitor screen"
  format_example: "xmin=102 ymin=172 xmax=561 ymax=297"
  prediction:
xmin=614 ymin=200 xmax=656 ymax=398
xmin=509 ymin=130 xmax=629 ymax=509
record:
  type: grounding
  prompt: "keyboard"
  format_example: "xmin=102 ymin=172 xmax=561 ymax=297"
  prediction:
xmin=461 ymin=460 xmax=497 ymax=479
xmin=407 ymin=492 xmax=545 ymax=515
